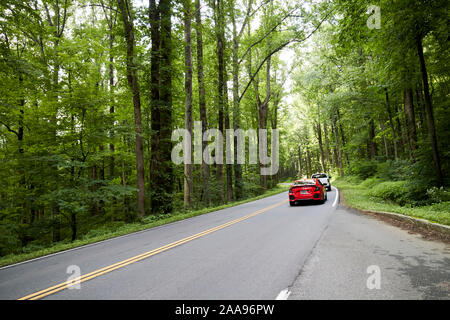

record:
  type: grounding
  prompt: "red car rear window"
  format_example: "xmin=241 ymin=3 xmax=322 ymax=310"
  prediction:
xmin=293 ymin=181 xmax=315 ymax=186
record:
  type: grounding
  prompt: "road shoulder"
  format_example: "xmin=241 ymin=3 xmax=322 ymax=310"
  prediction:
xmin=338 ymin=189 xmax=450 ymax=244
xmin=288 ymin=206 xmax=450 ymax=299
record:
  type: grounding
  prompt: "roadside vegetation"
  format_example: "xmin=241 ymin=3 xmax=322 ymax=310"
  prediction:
xmin=333 ymin=161 xmax=450 ymax=226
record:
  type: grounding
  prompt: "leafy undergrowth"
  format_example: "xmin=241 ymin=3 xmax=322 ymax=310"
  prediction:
xmin=0 ymin=185 xmax=289 ymax=268
xmin=334 ymin=176 xmax=450 ymax=226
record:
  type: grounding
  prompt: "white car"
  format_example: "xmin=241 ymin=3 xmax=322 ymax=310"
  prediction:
xmin=311 ymin=173 xmax=332 ymax=191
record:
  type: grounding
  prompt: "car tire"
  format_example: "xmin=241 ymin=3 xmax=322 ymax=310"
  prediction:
xmin=289 ymin=201 xmax=295 ymax=206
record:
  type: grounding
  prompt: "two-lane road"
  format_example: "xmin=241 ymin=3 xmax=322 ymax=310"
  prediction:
xmin=0 ymin=188 xmax=448 ymax=300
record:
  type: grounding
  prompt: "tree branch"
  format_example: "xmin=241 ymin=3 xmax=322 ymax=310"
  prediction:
xmin=0 ymin=121 xmax=19 ymax=137
xmin=238 ymin=4 xmax=302 ymax=65
xmin=239 ymin=11 xmax=331 ymax=103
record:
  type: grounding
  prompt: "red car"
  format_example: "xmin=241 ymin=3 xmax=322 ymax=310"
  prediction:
xmin=289 ymin=179 xmax=327 ymax=206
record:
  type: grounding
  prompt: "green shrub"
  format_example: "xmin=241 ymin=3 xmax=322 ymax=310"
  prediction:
xmin=368 ymin=181 xmax=410 ymax=205
xmin=349 ymin=160 xmax=377 ymax=179
xmin=368 ymin=180 xmax=430 ymax=206
xmin=0 ymin=224 xmax=21 ymax=256
xmin=360 ymin=177 xmax=383 ymax=189
xmin=375 ymin=160 xmax=411 ymax=181
xmin=336 ymin=175 xmax=360 ymax=185
xmin=429 ymin=201 xmax=450 ymax=215
xmin=427 ymin=187 xmax=450 ymax=203
xmin=21 ymin=242 xmax=46 ymax=254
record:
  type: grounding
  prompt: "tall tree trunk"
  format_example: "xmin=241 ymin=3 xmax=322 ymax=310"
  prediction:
xmin=149 ymin=0 xmax=161 ymax=214
xmin=316 ymin=122 xmax=326 ymax=172
xmin=336 ymin=106 xmax=348 ymax=165
xmin=254 ymin=55 xmax=271 ymax=190
xmin=214 ymin=0 xmax=224 ymax=203
xmin=229 ymin=0 xmax=253 ymax=197
xmin=334 ymin=118 xmax=344 ymax=176
xmin=224 ymin=73 xmax=233 ymax=202
xmin=117 ymin=0 xmax=145 ymax=217
xmin=417 ymin=37 xmax=442 ymax=186
xmin=183 ymin=0 xmax=193 ymax=209
xmin=297 ymin=146 xmax=303 ymax=178
xmin=306 ymin=148 xmax=312 ymax=178
xmin=379 ymin=118 xmax=389 ymax=159
xmin=396 ymin=103 xmax=408 ymax=157
xmin=102 ymin=0 xmax=117 ymax=180
xmin=156 ymin=0 xmax=174 ymax=213
xmin=231 ymin=3 xmax=243 ymax=200
xmin=150 ymin=0 xmax=174 ymax=214
xmin=323 ymin=123 xmax=331 ymax=167
xmin=415 ymin=84 xmax=427 ymax=132
xmin=195 ymin=0 xmax=210 ymax=205
xmin=368 ymin=119 xmax=377 ymax=160
xmin=271 ymin=92 xmax=280 ymax=185
xmin=42 ymin=1 xmax=68 ymax=239
xmin=403 ymin=84 xmax=417 ymax=162
xmin=109 ymin=37 xmax=115 ymax=179
xmin=384 ymin=88 xmax=398 ymax=160
xmin=17 ymin=76 xmax=26 ymax=225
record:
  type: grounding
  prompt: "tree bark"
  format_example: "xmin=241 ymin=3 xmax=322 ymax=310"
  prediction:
xmin=379 ymin=118 xmax=389 ymax=159
xmin=316 ymin=122 xmax=326 ymax=172
xmin=271 ymin=91 xmax=280 ymax=185
xmin=297 ymin=146 xmax=303 ymax=178
xmin=231 ymin=2 xmax=243 ymax=200
xmin=306 ymin=148 xmax=312 ymax=178
xmin=183 ymin=0 xmax=193 ymax=208
xmin=224 ymin=72 xmax=233 ymax=202
xmin=396 ymin=103 xmax=408 ymax=157
xmin=368 ymin=119 xmax=377 ymax=160
xmin=149 ymin=0 xmax=161 ymax=214
xmin=117 ymin=0 xmax=145 ymax=217
xmin=403 ymin=84 xmax=417 ymax=162
xmin=334 ymin=118 xmax=344 ymax=176
xmin=384 ymin=88 xmax=398 ymax=160
xmin=156 ymin=0 xmax=174 ymax=213
xmin=214 ymin=0 xmax=225 ymax=203
xmin=253 ymin=56 xmax=271 ymax=190
xmin=195 ymin=0 xmax=210 ymax=205
xmin=101 ymin=0 xmax=118 ymax=180
xmin=417 ymin=37 xmax=442 ymax=186
xmin=323 ymin=123 xmax=331 ymax=167
xmin=415 ymin=85 xmax=427 ymax=132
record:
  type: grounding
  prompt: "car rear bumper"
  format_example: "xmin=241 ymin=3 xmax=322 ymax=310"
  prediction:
xmin=289 ymin=193 xmax=322 ymax=201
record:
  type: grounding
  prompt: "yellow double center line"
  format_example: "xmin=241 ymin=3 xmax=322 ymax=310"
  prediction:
xmin=19 ymin=199 xmax=288 ymax=300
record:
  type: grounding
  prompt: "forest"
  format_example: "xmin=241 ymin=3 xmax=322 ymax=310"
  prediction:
xmin=0 ymin=0 xmax=448 ymax=260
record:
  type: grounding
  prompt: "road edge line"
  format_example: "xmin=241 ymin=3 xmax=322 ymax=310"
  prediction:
xmin=332 ymin=186 xmax=339 ymax=207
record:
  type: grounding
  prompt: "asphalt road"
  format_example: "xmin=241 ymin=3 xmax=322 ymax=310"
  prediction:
xmin=0 ymin=188 xmax=449 ymax=300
